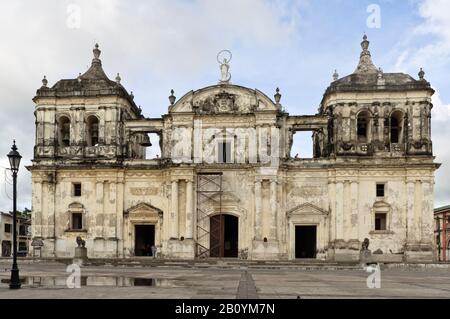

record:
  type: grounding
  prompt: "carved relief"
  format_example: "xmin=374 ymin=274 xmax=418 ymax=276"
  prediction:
xmin=193 ymin=90 xmax=240 ymax=114
xmin=130 ymin=187 xmax=160 ymax=196
xmin=290 ymin=186 xmax=325 ymax=197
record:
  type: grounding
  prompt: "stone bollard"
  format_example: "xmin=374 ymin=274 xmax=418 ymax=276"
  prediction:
xmin=360 ymin=237 xmax=373 ymax=265
xmin=73 ymin=246 xmax=88 ymax=266
xmin=360 ymin=249 xmax=373 ymax=264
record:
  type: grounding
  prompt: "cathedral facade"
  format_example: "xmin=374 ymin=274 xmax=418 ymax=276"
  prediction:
xmin=29 ymin=37 xmax=439 ymax=262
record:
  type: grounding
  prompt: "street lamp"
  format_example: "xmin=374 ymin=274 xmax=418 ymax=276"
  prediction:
xmin=7 ymin=140 xmax=22 ymax=289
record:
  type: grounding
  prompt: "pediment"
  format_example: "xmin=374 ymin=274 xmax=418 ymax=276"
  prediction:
xmin=213 ymin=191 xmax=241 ymax=204
xmin=287 ymin=203 xmax=329 ymax=217
xmin=124 ymin=202 xmax=162 ymax=216
xmin=169 ymin=84 xmax=278 ymax=114
xmin=373 ymin=200 xmax=391 ymax=212
xmin=68 ymin=202 xmax=84 ymax=211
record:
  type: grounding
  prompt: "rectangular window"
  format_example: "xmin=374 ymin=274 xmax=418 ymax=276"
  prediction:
xmin=375 ymin=213 xmax=387 ymax=231
xmin=73 ymin=183 xmax=82 ymax=197
xmin=19 ymin=225 xmax=27 ymax=236
xmin=4 ymin=224 xmax=12 ymax=233
xmin=376 ymin=183 xmax=385 ymax=197
xmin=72 ymin=213 xmax=83 ymax=230
xmin=18 ymin=242 xmax=27 ymax=252
xmin=218 ymin=142 xmax=231 ymax=163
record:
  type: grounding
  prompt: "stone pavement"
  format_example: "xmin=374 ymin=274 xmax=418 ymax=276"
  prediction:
xmin=0 ymin=261 xmax=449 ymax=299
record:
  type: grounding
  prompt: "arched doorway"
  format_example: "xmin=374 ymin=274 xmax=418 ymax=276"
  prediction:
xmin=209 ymin=214 xmax=238 ymax=258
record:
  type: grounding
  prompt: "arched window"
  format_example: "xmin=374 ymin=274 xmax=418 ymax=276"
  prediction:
xmin=390 ymin=111 xmax=404 ymax=144
xmin=357 ymin=111 xmax=370 ymax=142
xmin=86 ymin=115 xmax=99 ymax=146
xmin=58 ymin=116 xmax=71 ymax=147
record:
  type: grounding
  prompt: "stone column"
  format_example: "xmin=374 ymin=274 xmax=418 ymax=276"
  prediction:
xmin=40 ymin=182 xmax=48 ymax=239
xmin=254 ymin=180 xmax=262 ymax=240
xmin=414 ymin=180 xmax=423 ymax=242
xmin=350 ymin=180 xmax=359 ymax=240
xmin=102 ymin=181 xmax=110 ymax=239
xmin=96 ymin=181 xmax=104 ymax=239
xmin=185 ymin=180 xmax=194 ymax=239
xmin=33 ymin=181 xmax=43 ymax=238
xmin=421 ymin=180 xmax=433 ymax=244
xmin=406 ymin=180 xmax=416 ymax=243
xmin=270 ymin=180 xmax=277 ymax=240
xmin=35 ymin=110 xmax=44 ymax=146
xmin=99 ymin=107 xmax=106 ymax=145
xmin=328 ymin=180 xmax=336 ymax=243
xmin=343 ymin=180 xmax=351 ymax=241
xmin=335 ymin=181 xmax=344 ymax=240
xmin=47 ymin=181 xmax=56 ymax=239
xmin=116 ymin=175 xmax=124 ymax=257
xmin=171 ymin=180 xmax=179 ymax=239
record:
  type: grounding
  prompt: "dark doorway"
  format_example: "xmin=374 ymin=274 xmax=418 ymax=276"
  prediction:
xmin=134 ymin=225 xmax=155 ymax=256
xmin=295 ymin=226 xmax=317 ymax=259
xmin=1 ymin=241 xmax=11 ymax=257
xmin=210 ymin=214 xmax=238 ymax=258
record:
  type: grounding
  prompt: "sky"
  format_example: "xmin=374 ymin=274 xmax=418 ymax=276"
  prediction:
xmin=0 ymin=0 xmax=449 ymax=212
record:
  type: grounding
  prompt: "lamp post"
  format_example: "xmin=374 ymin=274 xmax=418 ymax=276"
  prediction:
xmin=7 ymin=140 xmax=22 ymax=289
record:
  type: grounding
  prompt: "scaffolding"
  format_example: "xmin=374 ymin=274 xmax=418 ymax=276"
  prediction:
xmin=196 ymin=173 xmax=223 ymax=258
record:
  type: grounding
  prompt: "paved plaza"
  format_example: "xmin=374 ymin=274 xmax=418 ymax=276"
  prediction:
xmin=0 ymin=261 xmax=449 ymax=299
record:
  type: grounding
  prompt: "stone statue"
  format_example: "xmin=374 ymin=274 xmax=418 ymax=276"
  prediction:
xmin=76 ymin=236 xmax=86 ymax=248
xmin=217 ymin=50 xmax=232 ymax=83
xmin=361 ymin=238 xmax=370 ymax=251
xmin=74 ymin=236 xmax=87 ymax=265
xmin=220 ymin=61 xmax=230 ymax=82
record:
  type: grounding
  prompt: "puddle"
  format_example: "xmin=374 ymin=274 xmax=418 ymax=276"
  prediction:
xmin=0 ymin=276 xmax=181 ymax=288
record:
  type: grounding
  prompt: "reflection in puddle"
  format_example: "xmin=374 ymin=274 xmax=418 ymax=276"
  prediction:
xmin=0 ymin=276 xmax=179 ymax=288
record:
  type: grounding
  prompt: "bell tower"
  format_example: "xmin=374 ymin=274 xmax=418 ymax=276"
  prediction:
xmin=33 ymin=44 xmax=144 ymax=164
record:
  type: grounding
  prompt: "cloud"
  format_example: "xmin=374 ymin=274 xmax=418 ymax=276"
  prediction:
xmin=392 ymin=0 xmax=450 ymax=208
xmin=0 ymin=0 xmax=301 ymax=211
xmin=431 ymin=92 xmax=450 ymax=207
xmin=432 ymin=92 xmax=450 ymax=122
xmin=394 ymin=0 xmax=450 ymax=72
xmin=1 ymin=0 xmax=448 ymax=211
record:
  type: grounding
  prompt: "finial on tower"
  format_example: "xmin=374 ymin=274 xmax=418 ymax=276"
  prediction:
xmin=93 ymin=43 xmax=101 ymax=58
xmin=418 ymin=68 xmax=425 ymax=80
xmin=92 ymin=43 xmax=101 ymax=65
xmin=169 ymin=89 xmax=176 ymax=105
xmin=361 ymin=34 xmax=369 ymax=51
xmin=115 ymin=73 xmax=121 ymax=84
xmin=42 ymin=75 xmax=48 ymax=87
xmin=355 ymin=34 xmax=378 ymax=74
xmin=274 ymin=87 xmax=281 ymax=104
xmin=333 ymin=69 xmax=339 ymax=81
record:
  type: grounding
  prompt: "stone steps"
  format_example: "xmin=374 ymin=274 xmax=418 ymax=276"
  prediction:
xmin=79 ymin=258 xmax=363 ymax=270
